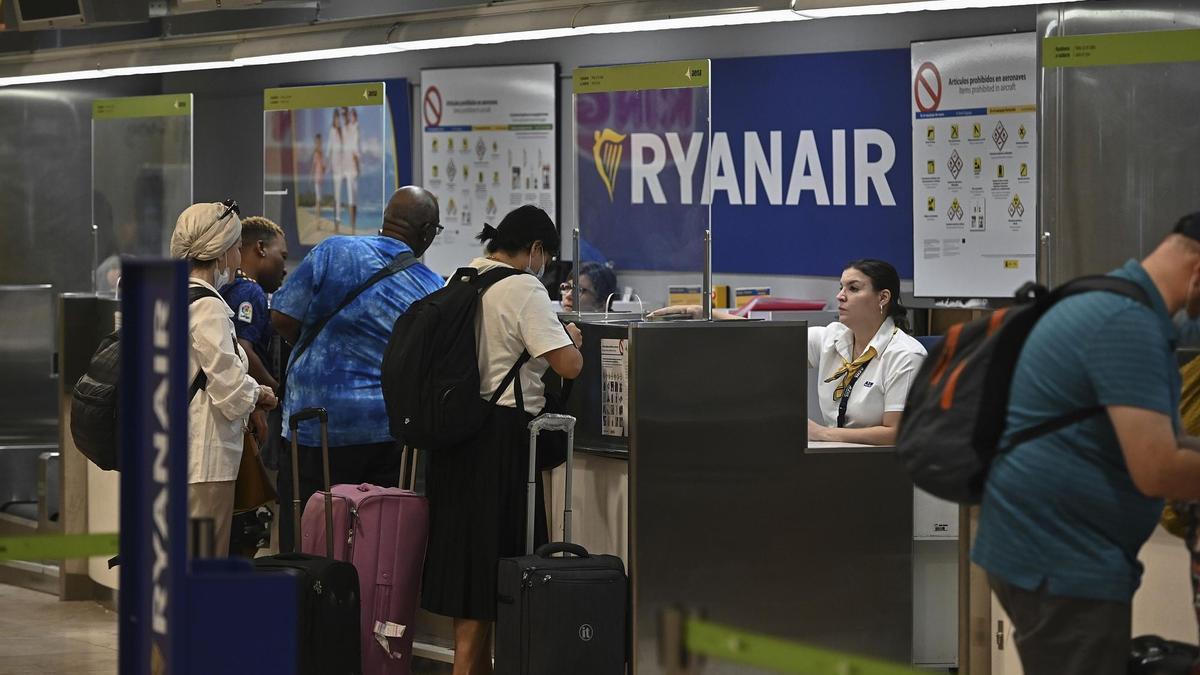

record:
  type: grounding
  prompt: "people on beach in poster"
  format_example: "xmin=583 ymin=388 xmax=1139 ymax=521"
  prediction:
xmin=311 ymin=132 xmax=326 ymax=220
xmin=286 ymin=104 xmax=382 ymax=245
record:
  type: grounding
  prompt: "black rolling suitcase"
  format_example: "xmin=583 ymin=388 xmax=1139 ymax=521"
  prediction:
xmin=254 ymin=407 xmax=362 ymax=675
xmin=495 ymin=413 xmax=628 ymax=675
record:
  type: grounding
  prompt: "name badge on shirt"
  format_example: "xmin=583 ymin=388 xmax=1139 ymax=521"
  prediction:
xmin=864 ymin=381 xmax=875 ymax=388
xmin=238 ymin=301 xmax=254 ymax=323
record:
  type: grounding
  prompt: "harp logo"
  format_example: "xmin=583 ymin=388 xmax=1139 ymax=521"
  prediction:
xmin=592 ymin=129 xmax=627 ymax=201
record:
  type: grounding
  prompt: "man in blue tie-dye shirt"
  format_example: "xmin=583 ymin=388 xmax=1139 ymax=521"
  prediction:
xmin=271 ymin=186 xmax=443 ymax=549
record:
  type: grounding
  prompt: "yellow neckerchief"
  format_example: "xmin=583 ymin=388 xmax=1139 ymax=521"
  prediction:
xmin=824 ymin=346 xmax=879 ymax=401
xmin=824 ymin=325 xmax=899 ymax=401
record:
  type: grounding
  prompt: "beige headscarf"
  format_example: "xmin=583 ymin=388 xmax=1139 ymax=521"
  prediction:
xmin=169 ymin=202 xmax=242 ymax=261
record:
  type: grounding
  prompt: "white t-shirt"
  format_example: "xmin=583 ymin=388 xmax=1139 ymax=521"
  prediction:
xmin=807 ymin=317 xmax=927 ymax=429
xmin=470 ymin=258 xmax=573 ymax=414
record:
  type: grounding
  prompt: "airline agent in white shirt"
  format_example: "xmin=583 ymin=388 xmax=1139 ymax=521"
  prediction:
xmin=807 ymin=259 xmax=926 ymax=445
xmin=649 ymin=258 xmax=926 ymax=446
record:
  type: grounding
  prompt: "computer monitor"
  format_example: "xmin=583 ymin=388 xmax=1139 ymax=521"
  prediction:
xmin=12 ymin=0 xmax=85 ymax=29
xmin=10 ymin=0 xmax=146 ymax=31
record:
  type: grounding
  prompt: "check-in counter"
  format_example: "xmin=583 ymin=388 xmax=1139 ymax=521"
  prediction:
xmin=0 ymin=284 xmax=61 ymax=593
xmin=57 ymin=293 xmax=120 ymax=599
xmin=540 ymin=318 xmax=916 ymax=672
xmin=412 ymin=317 xmax=930 ymax=670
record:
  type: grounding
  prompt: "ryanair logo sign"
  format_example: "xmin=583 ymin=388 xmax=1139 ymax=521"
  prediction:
xmin=592 ymin=129 xmax=627 ymax=201
xmin=588 ymin=128 xmax=898 ymax=207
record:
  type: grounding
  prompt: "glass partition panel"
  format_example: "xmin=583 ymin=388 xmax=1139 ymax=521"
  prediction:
xmin=573 ymin=60 xmax=712 ymax=316
xmin=1039 ymin=7 xmax=1200 ymax=285
xmin=263 ymin=83 xmax=388 ymax=259
xmin=91 ymin=94 xmax=193 ymax=295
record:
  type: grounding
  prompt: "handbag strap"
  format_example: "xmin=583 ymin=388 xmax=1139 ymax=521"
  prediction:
xmin=485 ymin=309 xmax=579 ymax=414
xmin=189 ymin=334 xmax=241 ymax=403
xmin=492 ymin=350 xmax=532 ymax=410
xmin=503 ymin=324 xmax=579 ymax=414
xmin=289 ymin=251 xmax=420 ymax=369
xmin=500 ymin=355 xmax=576 ymax=416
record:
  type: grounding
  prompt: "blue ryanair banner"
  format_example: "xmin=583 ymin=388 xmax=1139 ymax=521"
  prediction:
xmin=575 ymin=49 xmax=913 ymax=277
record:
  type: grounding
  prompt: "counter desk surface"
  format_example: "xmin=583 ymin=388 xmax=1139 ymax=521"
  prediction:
xmin=806 ymin=441 xmax=895 ymax=453
xmin=573 ymin=440 xmax=894 ymax=459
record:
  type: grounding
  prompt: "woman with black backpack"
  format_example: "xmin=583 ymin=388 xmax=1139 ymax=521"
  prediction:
xmin=421 ymin=205 xmax=583 ymax=675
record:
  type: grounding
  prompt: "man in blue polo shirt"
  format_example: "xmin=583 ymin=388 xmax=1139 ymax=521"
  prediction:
xmin=271 ymin=186 xmax=443 ymax=548
xmin=222 ymin=216 xmax=288 ymax=398
xmin=974 ymin=214 xmax=1200 ymax=675
xmin=221 ymin=215 xmax=288 ymax=553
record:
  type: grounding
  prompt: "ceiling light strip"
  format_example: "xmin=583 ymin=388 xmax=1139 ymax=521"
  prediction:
xmin=0 ymin=1 xmax=1082 ymax=87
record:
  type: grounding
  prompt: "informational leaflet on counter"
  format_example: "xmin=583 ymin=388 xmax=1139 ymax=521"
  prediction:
xmin=600 ymin=338 xmax=628 ymax=437
xmin=911 ymin=33 xmax=1038 ymax=297
xmin=420 ymin=64 xmax=557 ymax=276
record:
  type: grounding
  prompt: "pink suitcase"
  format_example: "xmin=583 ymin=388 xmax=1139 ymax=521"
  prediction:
xmin=301 ymin=449 xmax=429 ymax=675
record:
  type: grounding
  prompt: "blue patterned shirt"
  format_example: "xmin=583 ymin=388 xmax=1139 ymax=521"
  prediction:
xmin=272 ymin=236 xmax=443 ymax=447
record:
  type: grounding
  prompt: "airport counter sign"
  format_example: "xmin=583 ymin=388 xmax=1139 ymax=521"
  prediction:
xmin=574 ymin=50 xmax=913 ymax=277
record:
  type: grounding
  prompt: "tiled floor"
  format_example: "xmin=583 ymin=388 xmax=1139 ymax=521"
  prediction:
xmin=0 ymin=581 xmax=463 ymax=674
xmin=0 ymin=584 xmax=117 ymax=675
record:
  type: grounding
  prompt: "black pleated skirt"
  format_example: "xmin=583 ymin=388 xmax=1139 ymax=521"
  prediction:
xmin=421 ymin=405 xmax=549 ymax=621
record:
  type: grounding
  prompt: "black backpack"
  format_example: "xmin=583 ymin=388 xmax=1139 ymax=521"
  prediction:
xmin=895 ymin=276 xmax=1152 ymax=504
xmin=381 ymin=266 xmax=526 ymax=449
xmin=70 ymin=286 xmax=223 ymax=471
xmin=1128 ymin=635 xmax=1199 ymax=675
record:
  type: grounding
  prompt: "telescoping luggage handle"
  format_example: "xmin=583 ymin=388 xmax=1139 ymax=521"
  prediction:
xmin=289 ymin=406 xmax=335 ymax=560
xmin=399 ymin=446 xmax=420 ymax=492
xmin=526 ymin=413 xmax=576 ymax=555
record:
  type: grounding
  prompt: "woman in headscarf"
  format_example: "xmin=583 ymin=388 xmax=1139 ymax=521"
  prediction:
xmin=170 ymin=200 xmax=278 ymax=556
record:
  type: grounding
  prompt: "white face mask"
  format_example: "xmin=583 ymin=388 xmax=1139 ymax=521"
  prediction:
xmin=524 ymin=245 xmax=545 ymax=279
xmin=214 ymin=251 xmax=233 ymax=289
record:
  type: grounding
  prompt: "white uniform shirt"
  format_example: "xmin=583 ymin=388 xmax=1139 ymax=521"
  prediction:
xmin=187 ymin=279 xmax=260 ymax=483
xmin=470 ymin=258 xmax=573 ymax=415
xmin=807 ymin=317 xmax=927 ymax=429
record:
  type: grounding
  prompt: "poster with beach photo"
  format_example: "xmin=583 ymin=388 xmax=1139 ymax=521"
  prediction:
xmin=263 ymin=82 xmax=388 ymax=249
